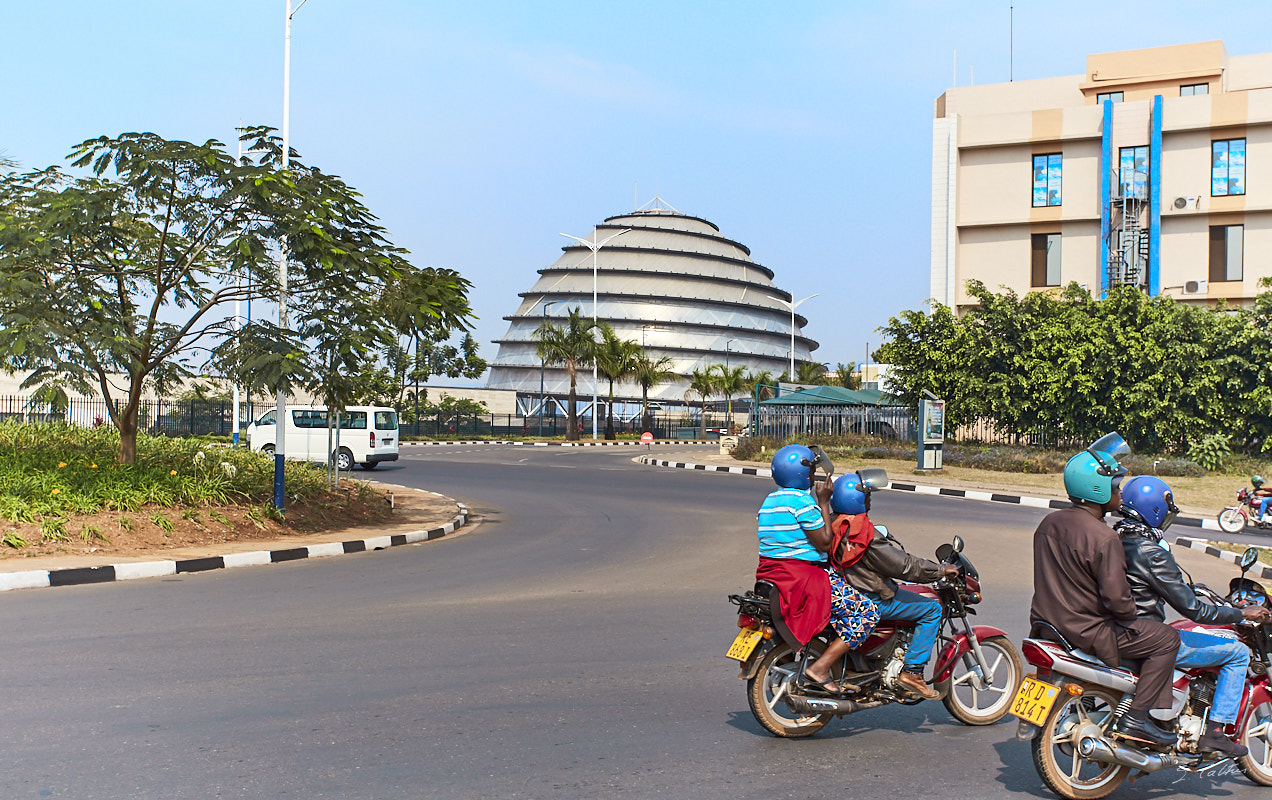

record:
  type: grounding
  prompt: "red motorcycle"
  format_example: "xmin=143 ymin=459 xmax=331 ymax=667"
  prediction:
xmin=1015 ymin=547 xmax=1272 ymax=799
xmin=1218 ymin=487 xmax=1272 ymax=533
xmin=726 ymin=533 xmax=1024 ymax=737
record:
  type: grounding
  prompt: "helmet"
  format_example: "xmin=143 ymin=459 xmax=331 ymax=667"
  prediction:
xmin=1063 ymin=432 xmax=1130 ymax=506
xmin=1119 ymin=475 xmax=1180 ymax=530
xmin=831 ymin=472 xmax=869 ymax=515
xmin=1254 ymin=475 xmax=1266 ymax=488
xmin=771 ymin=444 xmax=816 ymax=489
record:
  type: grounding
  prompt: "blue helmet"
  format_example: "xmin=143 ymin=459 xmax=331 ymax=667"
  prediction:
xmin=771 ymin=444 xmax=816 ymax=489
xmin=831 ymin=472 xmax=869 ymax=515
xmin=1120 ymin=475 xmax=1179 ymax=530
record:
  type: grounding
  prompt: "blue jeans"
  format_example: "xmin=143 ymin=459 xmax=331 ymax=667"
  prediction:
xmin=1177 ymin=629 xmax=1250 ymax=725
xmin=869 ymin=588 xmax=943 ymax=672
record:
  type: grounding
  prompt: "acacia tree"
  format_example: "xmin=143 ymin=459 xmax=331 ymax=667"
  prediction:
xmin=535 ymin=307 xmax=595 ymax=441
xmin=594 ymin=322 xmax=640 ymax=440
xmin=633 ymin=352 xmax=676 ymax=432
xmin=0 ymin=128 xmax=476 ymax=463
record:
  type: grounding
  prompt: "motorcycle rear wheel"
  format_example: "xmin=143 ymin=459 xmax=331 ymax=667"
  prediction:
xmin=1238 ymin=699 xmax=1272 ymax=785
xmin=938 ymin=635 xmax=1024 ymax=725
xmin=1030 ymin=685 xmax=1129 ymax=800
xmin=746 ymin=641 xmax=832 ymax=738
xmin=1218 ymin=507 xmax=1248 ymax=534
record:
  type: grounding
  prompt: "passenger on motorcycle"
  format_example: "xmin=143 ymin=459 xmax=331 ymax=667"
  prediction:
xmin=1030 ymin=434 xmax=1181 ymax=748
xmin=755 ymin=445 xmax=835 ymax=659
xmin=803 ymin=471 xmax=957 ymax=701
xmin=1250 ymin=475 xmax=1272 ymax=523
xmin=1117 ymin=475 xmax=1272 ymax=757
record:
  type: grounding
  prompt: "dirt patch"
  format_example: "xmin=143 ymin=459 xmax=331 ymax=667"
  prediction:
xmin=0 ymin=484 xmax=394 ymax=561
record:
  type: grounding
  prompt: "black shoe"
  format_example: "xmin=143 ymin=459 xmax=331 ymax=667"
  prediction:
xmin=1199 ymin=724 xmax=1249 ymax=758
xmin=1113 ymin=712 xmax=1176 ymax=748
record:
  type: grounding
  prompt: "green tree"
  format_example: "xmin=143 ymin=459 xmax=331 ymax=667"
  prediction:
xmin=795 ymin=361 xmax=828 ymax=385
xmin=594 ymin=322 xmax=641 ymax=440
xmin=831 ymin=362 xmax=861 ymax=390
xmin=0 ymin=128 xmax=475 ymax=463
xmin=745 ymin=369 xmax=777 ymax=402
xmin=632 ymin=352 xmax=677 ymax=433
xmin=712 ymin=363 xmax=748 ymax=432
xmin=535 ymin=307 xmax=595 ymax=441
xmin=686 ymin=367 xmax=715 ymax=440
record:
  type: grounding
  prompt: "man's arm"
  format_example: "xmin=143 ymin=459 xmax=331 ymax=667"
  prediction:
xmin=1094 ymin=539 xmax=1138 ymax=621
xmin=1140 ymin=544 xmax=1243 ymax=625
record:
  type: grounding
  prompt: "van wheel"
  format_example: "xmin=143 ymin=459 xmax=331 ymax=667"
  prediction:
xmin=335 ymin=448 xmax=355 ymax=472
xmin=360 ymin=462 xmax=379 ymax=470
xmin=262 ymin=444 xmax=275 ymax=456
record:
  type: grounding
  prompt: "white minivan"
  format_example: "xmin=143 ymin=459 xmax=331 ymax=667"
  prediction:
xmin=246 ymin=405 xmax=399 ymax=471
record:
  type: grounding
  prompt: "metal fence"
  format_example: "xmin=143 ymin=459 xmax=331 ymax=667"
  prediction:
xmin=0 ymin=396 xmax=268 ymax=438
xmin=753 ymin=405 xmax=916 ymax=441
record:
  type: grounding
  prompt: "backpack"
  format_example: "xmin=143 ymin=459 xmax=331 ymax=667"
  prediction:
xmin=828 ymin=513 xmax=874 ymax=572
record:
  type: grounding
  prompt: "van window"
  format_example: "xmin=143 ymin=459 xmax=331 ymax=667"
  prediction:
xmin=339 ymin=411 xmax=368 ymax=430
xmin=256 ymin=410 xmax=276 ymax=426
xmin=375 ymin=411 xmax=398 ymax=430
xmin=292 ymin=410 xmax=327 ymax=428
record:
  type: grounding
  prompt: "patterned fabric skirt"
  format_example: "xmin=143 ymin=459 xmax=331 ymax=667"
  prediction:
xmin=828 ymin=571 xmax=881 ymax=648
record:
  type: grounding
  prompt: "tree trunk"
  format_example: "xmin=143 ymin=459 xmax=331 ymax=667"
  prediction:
xmin=566 ymin=372 xmax=579 ymax=441
xmin=699 ymin=397 xmax=707 ymax=440
xmin=641 ymin=387 xmax=651 ymax=434
xmin=605 ymin=379 xmax=616 ymax=440
xmin=118 ymin=409 xmax=139 ymax=464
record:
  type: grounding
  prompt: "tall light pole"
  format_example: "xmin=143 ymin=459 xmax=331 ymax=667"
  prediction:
xmin=538 ymin=300 xmax=557 ymax=437
xmin=767 ymin=294 xmax=818 ymax=381
xmin=558 ymin=228 xmax=630 ymax=439
xmin=272 ymin=0 xmax=310 ymax=511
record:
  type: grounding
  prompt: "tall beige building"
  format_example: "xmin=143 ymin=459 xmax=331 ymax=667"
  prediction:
xmin=932 ymin=41 xmax=1272 ymax=309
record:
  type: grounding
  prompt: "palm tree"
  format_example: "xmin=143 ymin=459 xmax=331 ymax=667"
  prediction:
xmin=633 ymin=352 xmax=677 ymax=433
xmin=795 ymin=360 xmax=829 ymax=386
xmin=687 ymin=367 xmax=715 ymax=440
xmin=535 ymin=307 xmax=596 ymax=441
xmin=746 ymin=369 xmax=777 ymax=402
xmin=594 ymin=322 xmax=641 ymax=440
xmin=832 ymin=362 xmax=861 ymax=390
xmin=712 ymin=364 xmax=748 ymax=432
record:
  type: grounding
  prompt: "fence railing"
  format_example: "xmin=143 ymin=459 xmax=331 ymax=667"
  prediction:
xmin=753 ymin=406 xmax=916 ymax=441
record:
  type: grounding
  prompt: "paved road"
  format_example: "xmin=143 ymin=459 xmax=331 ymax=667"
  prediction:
xmin=0 ymin=444 xmax=1264 ymax=799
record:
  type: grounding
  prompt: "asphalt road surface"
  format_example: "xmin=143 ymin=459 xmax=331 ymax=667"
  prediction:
xmin=0 ymin=444 xmax=1266 ymax=799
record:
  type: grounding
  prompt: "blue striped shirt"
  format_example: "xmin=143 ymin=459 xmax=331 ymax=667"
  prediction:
xmin=757 ymin=487 xmax=825 ymax=561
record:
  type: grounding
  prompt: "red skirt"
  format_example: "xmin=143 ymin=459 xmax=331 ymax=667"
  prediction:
xmin=756 ymin=557 xmax=831 ymax=646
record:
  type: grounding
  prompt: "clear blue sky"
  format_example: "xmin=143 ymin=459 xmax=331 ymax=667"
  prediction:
xmin=6 ymin=1 xmax=1272 ymax=380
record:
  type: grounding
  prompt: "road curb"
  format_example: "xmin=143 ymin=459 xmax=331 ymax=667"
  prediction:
xmin=0 ymin=489 xmax=469 ymax=593
xmin=402 ymin=440 xmax=701 ymax=447
xmin=635 ymin=455 xmax=1220 ymax=529
xmin=1174 ymin=536 xmax=1272 ymax=580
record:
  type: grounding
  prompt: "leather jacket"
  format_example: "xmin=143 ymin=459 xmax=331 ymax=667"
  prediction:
xmin=838 ymin=527 xmax=944 ymax=601
xmin=1116 ymin=518 xmax=1243 ymax=625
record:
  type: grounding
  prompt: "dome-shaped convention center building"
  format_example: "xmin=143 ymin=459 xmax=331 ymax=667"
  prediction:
xmin=486 ymin=199 xmax=818 ymax=411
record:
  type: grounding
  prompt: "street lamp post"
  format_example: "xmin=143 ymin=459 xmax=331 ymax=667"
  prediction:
xmin=538 ymin=300 xmax=557 ymax=437
xmin=558 ymin=228 xmax=630 ymax=440
xmin=272 ymin=0 xmax=310 ymax=511
xmin=724 ymin=339 xmax=737 ymax=431
xmin=766 ymin=294 xmax=818 ymax=381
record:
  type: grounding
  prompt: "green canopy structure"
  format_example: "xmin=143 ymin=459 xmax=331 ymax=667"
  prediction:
xmin=758 ymin=385 xmax=899 ymax=407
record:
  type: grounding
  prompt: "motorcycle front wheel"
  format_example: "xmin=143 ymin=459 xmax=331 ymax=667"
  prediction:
xmin=1219 ymin=506 xmax=1248 ymax=534
xmin=1030 ymin=685 xmax=1129 ymax=800
xmin=937 ymin=635 xmax=1024 ymax=725
xmin=746 ymin=640 xmax=832 ymax=738
xmin=1238 ymin=698 xmax=1272 ymax=785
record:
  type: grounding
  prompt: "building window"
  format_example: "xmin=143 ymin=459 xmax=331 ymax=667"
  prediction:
xmin=1212 ymin=138 xmax=1246 ymax=196
xmin=1031 ymin=233 xmax=1061 ymax=287
xmin=1119 ymin=145 xmax=1150 ymax=200
xmin=1180 ymin=83 xmax=1209 ymax=96
xmin=1209 ymin=225 xmax=1243 ymax=282
xmin=1096 ymin=92 xmax=1124 ymax=104
xmin=1032 ymin=154 xmax=1062 ymax=207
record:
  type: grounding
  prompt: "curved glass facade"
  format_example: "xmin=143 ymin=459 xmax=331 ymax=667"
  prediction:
xmin=487 ymin=206 xmax=818 ymax=402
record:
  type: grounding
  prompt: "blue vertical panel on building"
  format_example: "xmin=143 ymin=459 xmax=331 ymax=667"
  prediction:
xmin=1100 ymin=99 xmax=1113 ymax=299
xmin=1149 ymin=95 xmax=1163 ymax=296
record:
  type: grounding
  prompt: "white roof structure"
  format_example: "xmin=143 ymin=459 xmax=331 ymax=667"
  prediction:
xmin=486 ymin=200 xmax=818 ymax=402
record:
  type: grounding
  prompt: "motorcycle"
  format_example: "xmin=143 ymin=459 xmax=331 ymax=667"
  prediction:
xmin=726 ymin=512 xmax=1024 ymax=738
xmin=1218 ymin=486 xmax=1272 ymax=533
xmin=1015 ymin=546 xmax=1272 ymax=799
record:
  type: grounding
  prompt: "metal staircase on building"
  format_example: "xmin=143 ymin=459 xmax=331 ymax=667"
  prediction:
xmin=1107 ymin=168 xmax=1149 ymax=290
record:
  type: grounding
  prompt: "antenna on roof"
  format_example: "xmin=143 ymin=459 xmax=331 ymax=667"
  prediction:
xmin=1009 ymin=5 xmax=1014 ymax=82
xmin=634 ymin=180 xmax=638 ymax=211
xmin=636 ymin=196 xmax=682 ymax=214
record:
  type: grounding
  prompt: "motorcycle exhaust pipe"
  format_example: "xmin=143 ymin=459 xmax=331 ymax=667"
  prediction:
xmin=786 ymin=695 xmax=885 ymax=717
xmin=1077 ymin=736 xmax=1178 ymax=773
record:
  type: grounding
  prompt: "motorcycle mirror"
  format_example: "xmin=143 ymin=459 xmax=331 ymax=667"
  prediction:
xmin=858 ymin=467 xmax=889 ymax=490
xmin=952 ymin=535 xmax=965 ymax=553
xmin=935 ymin=543 xmax=955 ymax=563
xmin=875 ymin=524 xmax=891 ymax=540
xmin=808 ymin=445 xmax=834 ymax=478
xmin=1241 ymin=547 xmax=1260 ymax=573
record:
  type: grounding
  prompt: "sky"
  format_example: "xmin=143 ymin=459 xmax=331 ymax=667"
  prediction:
xmin=7 ymin=0 xmax=1272 ymax=385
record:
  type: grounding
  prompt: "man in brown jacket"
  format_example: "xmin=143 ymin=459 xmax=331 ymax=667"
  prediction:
xmin=1030 ymin=442 xmax=1180 ymax=747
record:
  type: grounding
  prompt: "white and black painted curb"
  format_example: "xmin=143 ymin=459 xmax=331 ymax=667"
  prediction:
xmin=1174 ymin=536 xmax=1272 ymax=580
xmin=635 ymin=455 xmax=1221 ymax=531
xmin=402 ymin=440 xmax=702 ymax=447
xmin=0 ymin=491 xmax=469 ymax=593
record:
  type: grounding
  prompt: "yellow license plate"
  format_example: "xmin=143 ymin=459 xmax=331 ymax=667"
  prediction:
xmin=725 ymin=628 xmax=764 ymax=661
xmin=1010 ymin=675 xmax=1061 ymax=726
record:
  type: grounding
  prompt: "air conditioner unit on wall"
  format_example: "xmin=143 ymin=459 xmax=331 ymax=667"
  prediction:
xmin=1182 ymin=279 xmax=1209 ymax=295
xmin=1172 ymin=196 xmax=1202 ymax=211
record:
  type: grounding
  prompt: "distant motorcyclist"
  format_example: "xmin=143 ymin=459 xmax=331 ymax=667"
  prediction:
xmin=1117 ymin=475 xmax=1271 ymax=757
xmin=1250 ymin=475 xmax=1272 ymax=524
xmin=1030 ymin=433 xmax=1180 ymax=748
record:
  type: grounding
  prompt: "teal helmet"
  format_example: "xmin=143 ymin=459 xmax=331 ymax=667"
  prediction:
xmin=1063 ymin=432 xmax=1130 ymax=505
xmin=1254 ymin=475 xmax=1266 ymax=488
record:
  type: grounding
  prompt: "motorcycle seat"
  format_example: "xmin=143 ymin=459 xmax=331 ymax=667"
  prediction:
xmin=1030 ymin=621 xmax=1142 ymax=672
